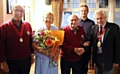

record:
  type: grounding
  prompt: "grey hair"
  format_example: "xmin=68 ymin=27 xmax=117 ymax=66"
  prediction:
xmin=93 ymin=9 xmax=106 ymax=18
xmin=67 ymin=14 xmax=79 ymax=22
xmin=12 ymin=3 xmax=24 ymax=11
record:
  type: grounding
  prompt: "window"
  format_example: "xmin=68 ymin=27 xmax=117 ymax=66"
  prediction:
xmin=114 ymin=12 xmax=120 ymax=26
xmin=116 ymin=0 xmax=120 ymax=8
xmin=88 ymin=11 xmax=95 ymax=22
xmin=64 ymin=0 xmax=68 ymax=8
xmin=61 ymin=12 xmax=72 ymax=28
xmin=86 ymin=0 xmax=96 ymax=8
xmin=99 ymin=0 xmax=108 ymax=8
xmin=115 ymin=0 xmax=120 ymax=26
xmin=70 ymin=0 xmax=80 ymax=8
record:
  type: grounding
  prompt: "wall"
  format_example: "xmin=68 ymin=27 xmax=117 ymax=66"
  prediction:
xmin=0 ymin=0 xmax=52 ymax=30
xmin=0 ymin=0 xmax=12 ymax=25
xmin=0 ymin=0 xmax=3 ymax=24
xmin=31 ymin=0 xmax=52 ymax=31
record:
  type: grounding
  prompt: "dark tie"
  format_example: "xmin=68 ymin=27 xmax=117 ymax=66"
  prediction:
xmin=100 ymin=27 xmax=102 ymax=34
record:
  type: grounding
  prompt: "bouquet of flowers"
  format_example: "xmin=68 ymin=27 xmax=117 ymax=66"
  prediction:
xmin=33 ymin=30 xmax=64 ymax=67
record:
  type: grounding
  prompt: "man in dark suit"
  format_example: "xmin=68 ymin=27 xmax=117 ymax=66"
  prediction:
xmin=90 ymin=9 xmax=120 ymax=74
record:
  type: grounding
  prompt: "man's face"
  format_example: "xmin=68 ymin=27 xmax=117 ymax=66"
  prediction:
xmin=80 ymin=7 xmax=88 ymax=18
xmin=12 ymin=6 xmax=24 ymax=21
xmin=95 ymin=13 xmax=106 ymax=26
xmin=68 ymin=15 xmax=79 ymax=29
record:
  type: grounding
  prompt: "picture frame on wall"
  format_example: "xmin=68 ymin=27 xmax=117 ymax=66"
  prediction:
xmin=6 ymin=0 xmax=17 ymax=14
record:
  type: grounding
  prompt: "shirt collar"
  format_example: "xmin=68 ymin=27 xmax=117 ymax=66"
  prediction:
xmin=71 ymin=26 xmax=79 ymax=33
xmin=70 ymin=26 xmax=79 ymax=31
xmin=43 ymin=23 xmax=53 ymax=30
xmin=12 ymin=18 xmax=22 ymax=25
xmin=80 ymin=18 xmax=88 ymax=22
xmin=99 ymin=22 xmax=106 ymax=28
xmin=12 ymin=18 xmax=22 ymax=30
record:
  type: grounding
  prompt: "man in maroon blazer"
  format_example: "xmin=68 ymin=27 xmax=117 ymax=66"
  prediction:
xmin=0 ymin=4 xmax=34 ymax=74
xmin=60 ymin=14 xmax=86 ymax=74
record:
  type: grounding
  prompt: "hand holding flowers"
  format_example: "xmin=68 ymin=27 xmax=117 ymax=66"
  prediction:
xmin=33 ymin=30 xmax=64 ymax=67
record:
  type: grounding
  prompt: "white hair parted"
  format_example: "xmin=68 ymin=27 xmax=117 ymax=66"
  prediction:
xmin=93 ymin=9 xmax=107 ymax=18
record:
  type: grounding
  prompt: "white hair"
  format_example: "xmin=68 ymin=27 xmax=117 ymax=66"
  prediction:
xmin=67 ymin=14 xmax=79 ymax=22
xmin=93 ymin=9 xmax=107 ymax=18
xmin=12 ymin=3 xmax=24 ymax=10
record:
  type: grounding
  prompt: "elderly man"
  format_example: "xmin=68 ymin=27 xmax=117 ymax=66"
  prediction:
xmin=60 ymin=14 xmax=86 ymax=74
xmin=90 ymin=9 xmax=120 ymax=74
xmin=0 ymin=4 xmax=33 ymax=74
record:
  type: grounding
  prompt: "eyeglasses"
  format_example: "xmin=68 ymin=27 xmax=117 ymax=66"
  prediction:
xmin=14 ymin=10 xmax=24 ymax=13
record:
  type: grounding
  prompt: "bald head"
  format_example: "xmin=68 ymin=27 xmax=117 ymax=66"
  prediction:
xmin=11 ymin=4 xmax=24 ymax=22
xmin=12 ymin=4 xmax=24 ymax=11
xmin=67 ymin=14 xmax=79 ymax=29
xmin=67 ymin=14 xmax=79 ymax=22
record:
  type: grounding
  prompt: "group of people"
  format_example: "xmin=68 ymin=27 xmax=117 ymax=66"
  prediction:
xmin=0 ymin=3 xmax=120 ymax=74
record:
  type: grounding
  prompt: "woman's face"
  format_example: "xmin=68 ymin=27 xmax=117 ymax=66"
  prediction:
xmin=43 ymin=15 xmax=54 ymax=25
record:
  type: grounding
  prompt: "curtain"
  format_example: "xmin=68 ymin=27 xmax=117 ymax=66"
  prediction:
xmin=51 ymin=0 xmax=64 ymax=29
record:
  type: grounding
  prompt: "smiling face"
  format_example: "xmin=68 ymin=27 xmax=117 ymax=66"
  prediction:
xmin=11 ymin=4 xmax=24 ymax=22
xmin=94 ymin=11 xmax=106 ymax=26
xmin=43 ymin=13 xmax=54 ymax=26
xmin=68 ymin=14 xmax=79 ymax=29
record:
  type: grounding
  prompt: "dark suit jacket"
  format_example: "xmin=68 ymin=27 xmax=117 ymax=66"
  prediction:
xmin=90 ymin=22 xmax=120 ymax=71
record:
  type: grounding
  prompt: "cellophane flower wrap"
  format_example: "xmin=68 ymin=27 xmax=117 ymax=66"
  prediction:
xmin=33 ymin=30 xmax=64 ymax=67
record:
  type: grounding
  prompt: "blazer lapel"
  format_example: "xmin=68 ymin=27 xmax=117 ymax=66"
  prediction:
xmin=103 ymin=23 xmax=110 ymax=43
xmin=94 ymin=25 xmax=99 ymax=41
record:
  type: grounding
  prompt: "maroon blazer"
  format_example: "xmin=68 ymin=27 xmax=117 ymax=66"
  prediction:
xmin=61 ymin=26 xmax=86 ymax=62
xmin=0 ymin=20 xmax=33 ymax=62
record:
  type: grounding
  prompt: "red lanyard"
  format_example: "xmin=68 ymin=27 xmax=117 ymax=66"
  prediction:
xmin=10 ymin=21 xmax=24 ymax=38
xmin=98 ymin=28 xmax=105 ymax=41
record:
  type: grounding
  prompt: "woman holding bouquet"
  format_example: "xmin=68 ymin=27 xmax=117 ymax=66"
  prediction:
xmin=32 ymin=12 xmax=59 ymax=74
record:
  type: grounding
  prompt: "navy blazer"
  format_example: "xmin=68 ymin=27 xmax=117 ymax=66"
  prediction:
xmin=90 ymin=22 xmax=120 ymax=71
